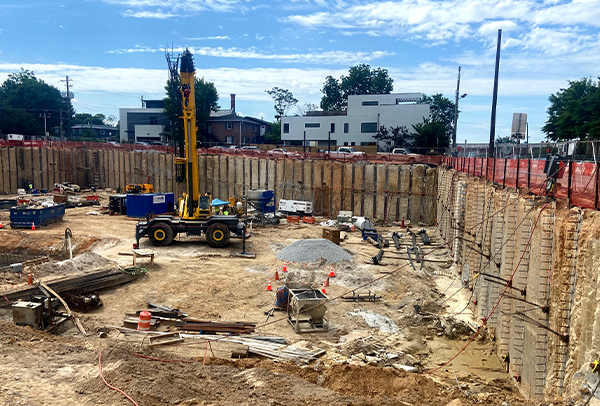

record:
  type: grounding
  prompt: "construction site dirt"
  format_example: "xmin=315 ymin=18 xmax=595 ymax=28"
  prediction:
xmin=0 ymin=198 xmax=566 ymax=406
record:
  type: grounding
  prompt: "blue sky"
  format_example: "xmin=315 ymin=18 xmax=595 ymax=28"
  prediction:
xmin=1 ymin=0 xmax=599 ymax=143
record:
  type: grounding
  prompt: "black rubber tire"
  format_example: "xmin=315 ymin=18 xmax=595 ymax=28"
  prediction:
xmin=148 ymin=222 xmax=175 ymax=246
xmin=205 ymin=222 xmax=230 ymax=248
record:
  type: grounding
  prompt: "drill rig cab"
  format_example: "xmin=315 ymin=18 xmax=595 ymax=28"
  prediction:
xmin=135 ymin=49 xmax=245 ymax=248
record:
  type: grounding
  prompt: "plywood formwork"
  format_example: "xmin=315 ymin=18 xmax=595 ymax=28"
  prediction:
xmin=312 ymin=160 xmax=323 ymax=215
xmin=293 ymin=160 xmax=303 ymax=200
xmin=332 ymin=161 xmax=343 ymax=216
xmin=275 ymin=160 xmax=284 ymax=207
xmin=322 ymin=161 xmax=332 ymax=217
xmin=228 ymin=156 xmax=236 ymax=198
xmin=343 ymin=162 xmax=353 ymax=213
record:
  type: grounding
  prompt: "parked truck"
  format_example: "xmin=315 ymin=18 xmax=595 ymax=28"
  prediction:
xmin=325 ymin=147 xmax=367 ymax=160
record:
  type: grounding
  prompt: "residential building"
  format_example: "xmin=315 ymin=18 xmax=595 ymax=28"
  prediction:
xmin=71 ymin=124 xmax=118 ymax=139
xmin=204 ymin=94 xmax=271 ymax=145
xmin=280 ymin=93 xmax=429 ymax=150
xmin=119 ymin=99 xmax=169 ymax=143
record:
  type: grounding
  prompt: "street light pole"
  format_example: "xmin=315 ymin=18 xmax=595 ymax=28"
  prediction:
xmin=452 ymin=66 xmax=461 ymax=151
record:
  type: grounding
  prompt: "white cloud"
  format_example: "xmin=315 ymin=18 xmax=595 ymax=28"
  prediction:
xmin=255 ymin=34 xmax=265 ymax=40
xmin=106 ymin=45 xmax=395 ymax=65
xmin=97 ymin=0 xmax=242 ymax=18
xmin=184 ymin=35 xmax=230 ymax=40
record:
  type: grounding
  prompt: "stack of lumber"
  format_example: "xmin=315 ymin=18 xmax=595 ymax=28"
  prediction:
xmin=184 ymin=334 xmax=324 ymax=363
xmin=1 ymin=268 xmax=143 ymax=308
xmin=176 ymin=318 xmax=256 ymax=334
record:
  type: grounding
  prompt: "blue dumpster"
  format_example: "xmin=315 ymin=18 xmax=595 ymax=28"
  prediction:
xmin=10 ymin=204 xmax=66 ymax=228
xmin=126 ymin=193 xmax=175 ymax=218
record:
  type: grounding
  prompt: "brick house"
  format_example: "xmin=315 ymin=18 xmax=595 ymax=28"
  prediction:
xmin=203 ymin=94 xmax=271 ymax=146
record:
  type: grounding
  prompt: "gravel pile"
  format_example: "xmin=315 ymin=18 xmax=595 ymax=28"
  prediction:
xmin=276 ymin=238 xmax=353 ymax=264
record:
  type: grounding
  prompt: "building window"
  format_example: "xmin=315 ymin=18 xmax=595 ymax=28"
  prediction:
xmin=351 ymin=142 xmax=356 ymax=146
xmin=226 ymin=136 xmax=233 ymax=144
xmin=149 ymin=117 xmax=158 ymax=125
xmin=227 ymin=122 xmax=233 ymax=130
xmin=330 ymin=123 xmax=335 ymax=133
xmin=283 ymin=123 xmax=290 ymax=133
xmin=100 ymin=129 xmax=105 ymax=135
xmin=362 ymin=101 xmax=378 ymax=106
xmin=361 ymin=122 xmax=378 ymax=133
xmin=343 ymin=142 xmax=348 ymax=146
xmin=305 ymin=123 xmax=320 ymax=128
xmin=254 ymin=125 xmax=257 ymax=132
xmin=344 ymin=123 xmax=349 ymax=133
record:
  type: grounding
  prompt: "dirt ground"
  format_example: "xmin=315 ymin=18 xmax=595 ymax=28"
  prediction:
xmin=0 ymin=196 xmax=565 ymax=405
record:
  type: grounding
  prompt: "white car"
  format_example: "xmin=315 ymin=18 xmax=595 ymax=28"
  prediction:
xmin=392 ymin=148 xmax=416 ymax=155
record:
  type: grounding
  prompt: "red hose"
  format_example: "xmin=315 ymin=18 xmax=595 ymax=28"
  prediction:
xmin=131 ymin=352 xmax=195 ymax=363
xmin=98 ymin=351 xmax=139 ymax=406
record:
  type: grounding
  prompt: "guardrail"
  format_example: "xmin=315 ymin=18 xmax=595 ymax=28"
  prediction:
xmin=443 ymin=156 xmax=599 ymax=210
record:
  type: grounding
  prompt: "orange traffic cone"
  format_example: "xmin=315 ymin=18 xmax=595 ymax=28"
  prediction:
xmin=274 ymin=270 xmax=280 ymax=281
xmin=400 ymin=217 xmax=405 ymax=229
xmin=329 ymin=266 xmax=335 ymax=278
xmin=320 ymin=283 xmax=327 ymax=295
xmin=31 ymin=222 xmax=36 ymax=231
xmin=27 ymin=270 xmax=33 ymax=285
xmin=324 ymin=276 xmax=330 ymax=287
xmin=0 ymin=221 xmax=3 ymax=229
xmin=282 ymin=262 xmax=287 ymax=272
xmin=266 ymin=279 xmax=272 ymax=291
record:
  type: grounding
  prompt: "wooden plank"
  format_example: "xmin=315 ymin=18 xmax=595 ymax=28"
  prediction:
xmin=197 ymin=153 xmax=205 ymax=195
xmin=52 ymin=149 xmax=59 ymax=188
xmin=322 ymin=160 xmax=332 ymax=216
xmin=275 ymin=159 xmax=284 ymax=208
xmin=228 ymin=156 xmax=235 ymax=198
xmin=423 ymin=167 xmax=437 ymax=225
xmin=21 ymin=147 xmax=33 ymax=189
xmin=364 ymin=164 xmax=375 ymax=219
xmin=251 ymin=158 xmax=259 ymax=190
xmin=399 ymin=165 xmax=411 ymax=222
xmin=410 ymin=164 xmax=425 ymax=224
xmin=376 ymin=164 xmax=387 ymax=220
xmin=343 ymin=162 xmax=353 ymax=212
xmin=293 ymin=160 xmax=303 ymax=200
xmin=40 ymin=147 xmax=48 ymax=190
xmin=387 ymin=165 xmax=399 ymax=221
xmin=259 ymin=158 xmax=268 ymax=190
xmin=0 ymin=147 xmax=6 ymax=193
xmin=283 ymin=159 xmax=293 ymax=199
xmin=165 ymin=153 xmax=174 ymax=193
xmin=235 ymin=157 xmax=244 ymax=199
xmin=220 ymin=155 xmax=228 ymax=198
xmin=332 ymin=161 xmax=343 ymax=217
xmin=119 ymin=150 xmax=126 ymax=190
xmin=312 ymin=160 xmax=323 ymax=215
xmin=159 ymin=153 xmax=167 ymax=194
xmin=268 ymin=159 xmax=276 ymax=191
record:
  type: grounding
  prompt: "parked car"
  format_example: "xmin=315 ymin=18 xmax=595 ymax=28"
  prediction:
xmin=326 ymin=147 xmax=367 ymax=160
xmin=150 ymin=141 xmax=166 ymax=146
xmin=392 ymin=148 xmax=416 ymax=155
xmin=134 ymin=141 xmax=150 ymax=146
xmin=268 ymin=148 xmax=301 ymax=158
xmin=241 ymin=146 xmax=260 ymax=150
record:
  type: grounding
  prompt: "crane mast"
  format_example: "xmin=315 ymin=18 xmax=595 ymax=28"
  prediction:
xmin=175 ymin=49 xmax=200 ymax=219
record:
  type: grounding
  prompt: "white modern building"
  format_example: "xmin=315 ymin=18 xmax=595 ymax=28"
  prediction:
xmin=281 ymin=93 xmax=429 ymax=149
xmin=119 ymin=100 xmax=169 ymax=143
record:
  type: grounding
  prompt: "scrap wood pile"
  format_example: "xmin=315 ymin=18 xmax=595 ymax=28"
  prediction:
xmin=176 ymin=318 xmax=256 ymax=334
xmin=188 ymin=334 xmax=325 ymax=363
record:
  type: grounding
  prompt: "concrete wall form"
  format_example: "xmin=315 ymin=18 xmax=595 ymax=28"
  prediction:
xmin=437 ymin=165 xmax=600 ymax=402
xmin=0 ymin=147 xmax=437 ymax=223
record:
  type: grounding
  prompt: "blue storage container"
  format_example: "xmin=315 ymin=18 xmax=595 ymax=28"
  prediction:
xmin=10 ymin=204 xmax=66 ymax=228
xmin=126 ymin=193 xmax=175 ymax=218
xmin=246 ymin=190 xmax=275 ymax=214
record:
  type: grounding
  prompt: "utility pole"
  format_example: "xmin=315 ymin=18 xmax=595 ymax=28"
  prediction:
xmin=140 ymin=95 xmax=145 ymax=108
xmin=39 ymin=112 xmax=51 ymax=140
xmin=59 ymin=108 xmax=64 ymax=141
xmin=488 ymin=29 xmax=502 ymax=158
xmin=60 ymin=76 xmax=73 ymax=139
xmin=452 ymin=66 xmax=462 ymax=151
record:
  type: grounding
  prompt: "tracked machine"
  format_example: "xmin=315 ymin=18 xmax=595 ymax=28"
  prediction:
xmin=135 ymin=49 xmax=245 ymax=248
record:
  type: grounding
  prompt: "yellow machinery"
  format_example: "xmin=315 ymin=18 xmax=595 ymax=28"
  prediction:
xmin=125 ymin=184 xmax=154 ymax=194
xmin=135 ymin=49 xmax=244 ymax=248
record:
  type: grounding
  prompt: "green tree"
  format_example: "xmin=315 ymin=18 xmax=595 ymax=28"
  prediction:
xmin=320 ymin=64 xmax=394 ymax=111
xmin=264 ymin=121 xmax=281 ymax=144
xmin=411 ymin=118 xmax=448 ymax=150
xmin=419 ymin=93 xmax=456 ymax=142
xmin=0 ymin=69 xmax=70 ymax=136
xmin=542 ymin=77 xmax=600 ymax=141
xmin=374 ymin=125 xmax=412 ymax=150
xmin=496 ymin=136 xmax=513 ymax=144
xmin=163 ymin=76 xmax=220 ymax=141
xmin=72 ymin=113 xmax=106 ymax=126
xmin=266 ymin=87 xmax=298 ymax=120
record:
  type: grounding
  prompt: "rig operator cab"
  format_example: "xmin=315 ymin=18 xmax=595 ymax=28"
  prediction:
xmin=135 ymin=49 xmax=245 ymax=248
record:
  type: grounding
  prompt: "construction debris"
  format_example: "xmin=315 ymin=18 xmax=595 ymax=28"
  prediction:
xmin=176 ymin=318 xmax=256 ymax=334
xmin=276 ymin=238 xmax=352 ymax=264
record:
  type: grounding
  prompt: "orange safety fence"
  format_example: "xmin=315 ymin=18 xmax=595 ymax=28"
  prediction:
xmin=443 ymin=156 xmax=600 ymax=210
